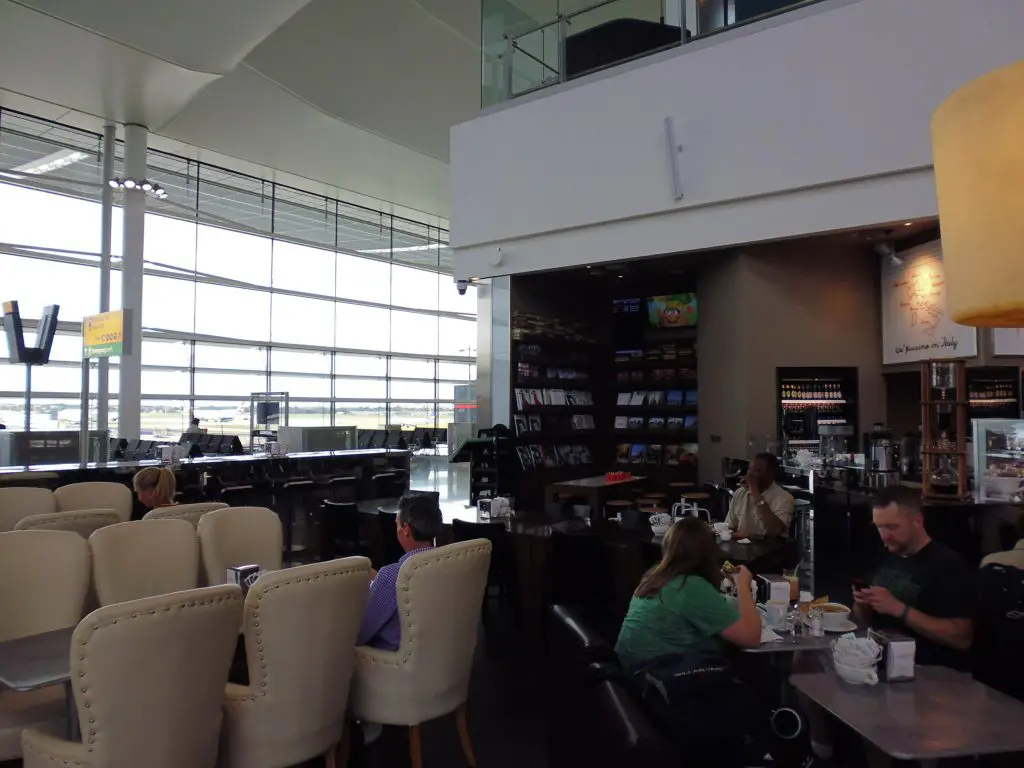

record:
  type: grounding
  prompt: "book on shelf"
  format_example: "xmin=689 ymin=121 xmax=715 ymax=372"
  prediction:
xmin=627 ymin=416 xmax=645 ymax=429
xmin=647 ymin=391 xmax=665 ymax=406
xmin=630 ymin=370 xmax=644 ymax=382
xmin=528 ymin=414 xmax=543 ymax=432
xmin=646 ymin=444 xmax=663 ymax=465
xmin=571 ymin=414 xmax=595 ymax=430
xmin=680 ymin=443 xmax=699 ymax=464
xmin=629 ymin=444 xmax=646 ymax=464
xmin=629 ymin=391 xmax=646 ymax=406
xmin=564 ymin=390 xmax=593 ymax=406
xmin=613 ymin=415 xmax=629 ymax=429
xmin=685 ymin=390 xmax=698 ymax=406
xmin=615 ymin=443 xmax=631 ymax=463
xmin=516 ymin=446 xmax=534 ymax=469
xmin=528 ymin=445 xmax=545 ymax=466
xmin=664 ymin=445 xmax=681 ymax=466
xmin=683 ymin=414 xmax=698 ymax=430
xmin=666 ymin=389 xmax=683 ymax=406
xmin=518 ymin=442 xmax=593 ymax=470
xmin=616 ymin=393 xmax=631 ymax=406
xmin=648 ymin=417 xmax=665 ymax=430
xmin=515 ymin=387 xmax=593 ymax=408
xmin=513 ymin=414 xmax=530 ymax=436
xmin=666 ymin=416 xmax=685 ymax=431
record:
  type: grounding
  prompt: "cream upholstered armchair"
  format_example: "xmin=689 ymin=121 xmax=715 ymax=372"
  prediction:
xmin=88 ymin=519 xmax=199 ymax=606
xmin=197 ymin=506 xmax=283 ymax=586
xmin=16 ymin=509 xmax=120 ymax=538
xmin=21 ymin=584 xmax=244 ymax=768
xmin=349 ymin=539 xmax=492 ymax=768
xmin=0 ymin=487 xmax=56 ymax=532
xmin=143 ymin=501 xmax=227 ymax=527
xmin=54 ymin=482 xmax=133 ymax=522
xmin=219 ymin=557 xmax=372 ymax=768
xmin=0 ymin=530 xmax=91 ymax=760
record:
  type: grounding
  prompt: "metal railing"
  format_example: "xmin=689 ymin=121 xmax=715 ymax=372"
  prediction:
xmin=485 ymin=0 xmax=825 ymax=103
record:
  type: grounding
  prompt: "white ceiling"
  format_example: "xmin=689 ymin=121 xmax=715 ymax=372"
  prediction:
xmin=0 ymin=0 xmax=516 ymax=220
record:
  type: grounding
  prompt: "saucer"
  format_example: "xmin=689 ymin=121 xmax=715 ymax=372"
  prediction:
xmin=805 ymin=617 xmax=857 ymax=633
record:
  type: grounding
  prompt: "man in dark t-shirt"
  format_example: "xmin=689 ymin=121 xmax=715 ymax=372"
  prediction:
xmin=855 ymin=486 xmax=975 ymax=669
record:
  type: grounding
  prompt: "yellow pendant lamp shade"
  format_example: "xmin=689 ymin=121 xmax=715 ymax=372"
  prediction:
xmin=931 ymin=59 xmax=1024 ymax=327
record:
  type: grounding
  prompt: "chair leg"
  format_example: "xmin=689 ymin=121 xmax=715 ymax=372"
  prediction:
xmin=324 ymin=742 xmax=337 ymax=768
xmin=409 ymin=724 xmax=423 ymax=768
xmin=456 ymin=705 xmax=477 ymax=767
xmin=334 ymin=720 xmax=350 ymax=768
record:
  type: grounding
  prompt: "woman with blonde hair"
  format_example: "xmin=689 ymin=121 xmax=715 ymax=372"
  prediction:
xmin=132 ymin=467 xmax=177 ymax=512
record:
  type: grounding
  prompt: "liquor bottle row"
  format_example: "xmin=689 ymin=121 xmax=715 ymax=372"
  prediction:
xmin=780 ymin=382 xmax=845 ymax=401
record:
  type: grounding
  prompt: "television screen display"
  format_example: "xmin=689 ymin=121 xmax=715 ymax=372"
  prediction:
xmin=612 ymin=297 xmax=645 ymax=346
xmin=647 ymin=293 xmax=698 ymax=328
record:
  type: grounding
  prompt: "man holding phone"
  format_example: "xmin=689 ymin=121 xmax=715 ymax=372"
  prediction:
xmin=726 ymin=453 xmax=794 ymax=539
xmin=854 ymin=485 xmax=975 ymax=669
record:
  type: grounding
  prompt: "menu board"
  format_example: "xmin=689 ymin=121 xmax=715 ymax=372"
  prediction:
xmin=881 ymin=241 xmax=977 ymax=364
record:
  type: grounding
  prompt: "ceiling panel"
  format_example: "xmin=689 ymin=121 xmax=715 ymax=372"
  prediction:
xmin=243 ymin=0 xmax=481 ymax=160
xmin=14 ymin=0 xmax=315 ymax=74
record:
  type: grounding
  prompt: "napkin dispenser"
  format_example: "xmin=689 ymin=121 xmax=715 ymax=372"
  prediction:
xmin=869 ymin=628 xmax=916 ymax=682
xmin=756 ymin=574 xmax=791 ymax=605
xmin=227 ymin=564 xmax=262 ymax=594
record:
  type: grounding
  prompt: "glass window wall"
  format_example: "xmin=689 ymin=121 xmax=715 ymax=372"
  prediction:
xmin=0 ymin=108 xmax=474 ymax=440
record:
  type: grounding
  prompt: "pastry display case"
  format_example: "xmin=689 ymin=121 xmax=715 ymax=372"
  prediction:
xmin=972 ymin=418 xmax=1024 ymax=503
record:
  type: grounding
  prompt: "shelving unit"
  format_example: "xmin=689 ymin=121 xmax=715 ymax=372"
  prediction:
xmin=777 ymin=367 xmax=859 ymax=457
xmin=920 ymin=359 xmax=970 ymax=501
xmin=610 ymin=340 xmax=699 ymax=480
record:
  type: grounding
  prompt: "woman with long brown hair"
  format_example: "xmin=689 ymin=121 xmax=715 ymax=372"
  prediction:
xmin=615 ymin=516 xmax=762 ymax=668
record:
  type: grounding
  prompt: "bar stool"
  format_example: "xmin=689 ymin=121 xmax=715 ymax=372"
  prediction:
xmin=326 ymin=475 xmax=358 ymax=503
xmin=668 ymin=482 xmax=696 ymax=490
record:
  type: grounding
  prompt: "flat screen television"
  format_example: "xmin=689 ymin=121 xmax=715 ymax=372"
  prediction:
xmin=647 ymin=293 xmax=698 ymax=328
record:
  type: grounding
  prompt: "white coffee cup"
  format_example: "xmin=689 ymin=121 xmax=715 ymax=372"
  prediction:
xmin=713 ymin=522 xmax=730 ymax=534
xmin=719 ymin=529 xmax=732 ymax=542
xmin=819 ymin=603 xmax=852 ymax=630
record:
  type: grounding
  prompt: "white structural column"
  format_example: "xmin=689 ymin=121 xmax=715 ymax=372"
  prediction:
xmin=96 ymin=124 xmax=116 ymax=449
xmin=118 ymin=123 xmax=147 ymax=440
xmin=474 ymin=277 xmax=510 ymax=430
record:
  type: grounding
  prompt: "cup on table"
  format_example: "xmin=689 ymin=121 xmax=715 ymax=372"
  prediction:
xmin=765 ymin=600 xmax=788 ymax=629
xmin=713 ymin=522 xmax=730 ymax=535
xmin=719 ymin=529 xmax=732 ymax=542
xmin=819 ymin=603 xmax=852 ymax=631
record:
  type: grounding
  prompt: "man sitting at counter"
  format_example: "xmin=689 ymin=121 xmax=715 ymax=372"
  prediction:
xmin=725 ymin=453 xmax=794 ymax=538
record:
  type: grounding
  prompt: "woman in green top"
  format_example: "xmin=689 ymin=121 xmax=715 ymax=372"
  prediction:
xmin=615 ymin=517 xmax=762 ymax=668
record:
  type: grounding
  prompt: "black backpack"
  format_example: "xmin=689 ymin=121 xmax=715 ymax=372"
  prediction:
xmin=973 ymin=563 xmax=1024 ymax=701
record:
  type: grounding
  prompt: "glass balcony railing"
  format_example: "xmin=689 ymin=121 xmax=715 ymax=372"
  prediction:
xmin=482 ymin=0 xmax=825 ymax=106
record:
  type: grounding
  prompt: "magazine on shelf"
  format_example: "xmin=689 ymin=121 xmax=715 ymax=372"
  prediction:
xmin=513 ymin=414 xmax=530 ymax=435
xmin=528 ymin=445 xmax=545 ymax=466
xmin=685 ymin=390 xmax=698 ymax=406
xmin=629 ymin=444 xmax=646 ymax=465
xmin=516 ymin=446 xmax=534 ymax=469
xmin=683 ymin=414 xmax=698 ymax=430
xmin=648 ymin=417 xmax=666 ymax=430
xmin=666 ymin=389 xmax=683 ymax=406
xmin=616 ymin=392 xmax=631 ymax=406
xmin=630 ymin=391 xmax=646 ymax=406
xmin=680 ymin=443 xmax=699 ymax=464
xmin=528 ymin=414 xmax=543 ymax=432
xmin=666 ymin=416 xmax=685 ymax=431
xmin=543 ymin=446 xmax=558 ymax=468
xmin=664 ymin=445 xmax=681 ymax=466
xmin=613 ymin=415 xmax=629 ymax=429
xmin=646 ymin=391 xmax=665 ymax=406
xmin=615 ymin=443 xmax=631 ymax=463
xmin=627 ymin=416 xmax=645 ymax=429
xmin=646 ymin=444 xmax=663 ymax=466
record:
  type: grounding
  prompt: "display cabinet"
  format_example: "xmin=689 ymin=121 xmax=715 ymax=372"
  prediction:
xmin=971 ymin=418 xmax=1024 ymax=502
xmin=921 ymin=360 xmax=970 ymax=501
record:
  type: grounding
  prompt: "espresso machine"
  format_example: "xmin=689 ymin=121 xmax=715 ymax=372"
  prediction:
xmin=864 ymin=425 xmax=900 ymax=487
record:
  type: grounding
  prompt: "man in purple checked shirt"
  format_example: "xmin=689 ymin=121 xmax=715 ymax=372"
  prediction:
xmin=357 ymin=493 xmax=443 ymax=650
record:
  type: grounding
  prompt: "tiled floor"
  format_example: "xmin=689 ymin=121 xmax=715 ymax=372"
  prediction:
xmin=408 ymin=452 xmax=473 ymax=503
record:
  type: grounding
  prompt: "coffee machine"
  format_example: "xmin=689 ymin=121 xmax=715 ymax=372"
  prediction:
xmin=864 ymin=425 xmax=901 ymax=486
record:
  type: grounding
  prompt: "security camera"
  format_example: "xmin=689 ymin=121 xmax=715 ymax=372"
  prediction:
xmin=456 ymin=279 xmax=468 ymax=296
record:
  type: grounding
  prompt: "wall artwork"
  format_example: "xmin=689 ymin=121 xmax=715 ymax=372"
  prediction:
xmin=881 ymin=241 xmax=977 ymax=365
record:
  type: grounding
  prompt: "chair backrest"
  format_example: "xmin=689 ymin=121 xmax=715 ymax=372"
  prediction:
xmin=0 ymin=486 xmax=56 ymax=531
xmin=197 ymin=506 xmax=283 ymax=586
xmin=16 ymin=509 xmax=121 ymax=538
xmin=224 ymin=558 xmax=372 ymax=766
xmin=89 ymin=519 xmax=199 ymax=606
xmin=394 ymin=540 xmax=491 ymax=712
xmin=0 ymin=530 xmax=90 ymax=642
xmin=70 ymin=585 xmax=243 ymax=767
xmin=55 ymin=481 xmax=133 ymax=522
xmin=376 ymin=510 xmax=405 ymax=566
xmin=143 ymin=501 xmax=228 ymax=528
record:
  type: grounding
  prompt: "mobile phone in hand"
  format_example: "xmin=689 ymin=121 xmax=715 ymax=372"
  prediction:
xmin=851 ymin=577 xmax=869 ymax=592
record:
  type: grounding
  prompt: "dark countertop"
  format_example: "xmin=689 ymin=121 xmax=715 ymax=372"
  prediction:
xmin=0 ymin=448 xmax=410 ymax=478
xmin=812 ymin=480 xmax=1022 ymax=509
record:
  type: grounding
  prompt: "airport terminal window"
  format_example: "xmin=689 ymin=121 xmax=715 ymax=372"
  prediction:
xmin=271 ymin=293 xmax=335 ymax=347
xmin=269 ymin=374 xmax=332 ymax=399
xmin=0 ymin=108 xmax=476 ymax=439
xmin=391 ymin=310 xmax=438 ymax=356
xmin=390 ymin=380 xmax=435 ymax=400
xmin=391 ymin=358 xmax=436 ymax=380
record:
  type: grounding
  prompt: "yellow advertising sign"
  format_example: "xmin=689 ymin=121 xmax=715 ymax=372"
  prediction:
xmin=83 ymin=310 xmax=126 ymax=358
